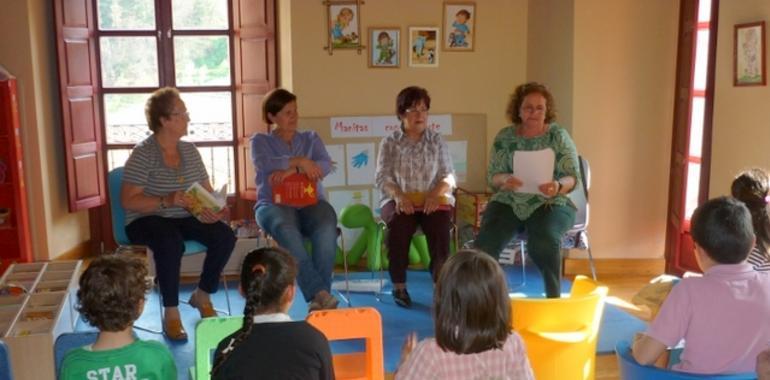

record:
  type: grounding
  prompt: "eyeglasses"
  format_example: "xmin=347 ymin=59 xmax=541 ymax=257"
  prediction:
xmin=405 ymin=107 xmax=429 ymax=115
xmin=170 ymin=111 xmax=190 ymax=118
xmin=521 ymin=106 xmax=545 ymax=114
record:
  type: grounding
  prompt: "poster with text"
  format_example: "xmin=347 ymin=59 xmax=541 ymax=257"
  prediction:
xmin=346 ymin=143 xmax=376 ymax=185
xmin=322 ymin=144 xmax=346 ymax=187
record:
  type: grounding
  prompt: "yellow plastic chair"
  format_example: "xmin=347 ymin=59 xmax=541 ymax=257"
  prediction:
xmin=306 ymin=307 xmax=384 ymax=380
xmin=511 ymin=275 xmax=609 ymax=380
xmin=192 ymin=316 xmax=242 ymax=380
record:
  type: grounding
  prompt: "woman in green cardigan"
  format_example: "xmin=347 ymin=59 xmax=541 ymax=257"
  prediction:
xmin=474 ymin=82 xmax=579 ymax=298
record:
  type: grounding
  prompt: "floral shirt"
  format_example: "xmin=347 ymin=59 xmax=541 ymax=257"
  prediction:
xmin=487 ymin=123 xmax=579 ymax=219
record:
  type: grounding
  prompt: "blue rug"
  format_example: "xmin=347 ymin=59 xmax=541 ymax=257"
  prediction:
xmin=75 ymin=266 xmax=647 ymax=378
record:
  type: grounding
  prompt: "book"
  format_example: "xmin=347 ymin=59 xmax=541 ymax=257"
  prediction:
xmin=404 ymin=192 xmax=452 ymax=211
xmin=273 ymin=173 xmax=318 ymax=207
xmin=185 ymin=182 xmax=227 ymax=216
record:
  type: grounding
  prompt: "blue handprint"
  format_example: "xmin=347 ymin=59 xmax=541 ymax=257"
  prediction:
xmin=351 ymin=150 xmax=368 ymax=168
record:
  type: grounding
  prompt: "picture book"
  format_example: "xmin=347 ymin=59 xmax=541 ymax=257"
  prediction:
xmin=185 ymin=182 xmax=227 ymax=216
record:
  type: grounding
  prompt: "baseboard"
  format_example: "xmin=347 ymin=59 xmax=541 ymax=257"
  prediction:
xmin=564 ymin=258 xmax=665 ymax=277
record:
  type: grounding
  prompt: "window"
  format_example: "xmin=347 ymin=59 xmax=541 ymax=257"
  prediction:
xmin=53 ymin=0 xmax=275 ymax=212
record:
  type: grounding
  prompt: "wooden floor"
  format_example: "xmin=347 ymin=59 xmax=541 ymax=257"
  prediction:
xmin=384 ymin=273 xmax=653 ymax=380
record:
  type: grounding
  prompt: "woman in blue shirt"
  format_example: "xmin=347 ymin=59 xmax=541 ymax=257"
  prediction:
xmin=251 ymin=88 xmax=339 ymax=312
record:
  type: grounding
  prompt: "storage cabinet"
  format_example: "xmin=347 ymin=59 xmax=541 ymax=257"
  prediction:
xmin=0 ymin=66 xmax=33 ymax=272
xmin=0 ymin=260 xmax=82 ymax=380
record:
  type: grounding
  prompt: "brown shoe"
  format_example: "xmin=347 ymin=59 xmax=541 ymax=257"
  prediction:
xmin=188 ymin=294 xmax=217 ymax=318
xmin=308 ymin=291 xmax=339 ymax=312
xmin=163 ymin=318 xmax=188 ymax=341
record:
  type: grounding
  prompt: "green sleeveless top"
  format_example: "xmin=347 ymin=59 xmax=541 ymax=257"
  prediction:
xmin=487 ymin=123 xmax=580 ymax=219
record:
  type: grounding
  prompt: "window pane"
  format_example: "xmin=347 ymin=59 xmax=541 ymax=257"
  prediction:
xmin=98 ymin=0 xmax=155 ymax=30
xmin=100 ymin=37 xmax=159 ymax=88
xmin=689 ymin=97 xmax=705 ymax=158
xmin=198 ymin=146 xmax=235 ymax=195
xmin=684 ymin=162 xmax=701 ymax=220
xmin=104 ymin=93 xmax=152 ymax=144
xmin=174 ymin=36 xmax=231 ymax=86
xmin=698 ymin=0 xmax=712 ymax=22
xmin=172 ymin=0 xmax=228 ymax=30
xmin=179 ymin=92 xmax=233 ymax=142
xmin=693 ymin=30 xmax=710 ymax=91
xmin=107 ymin=149 xmax=133 ymax=171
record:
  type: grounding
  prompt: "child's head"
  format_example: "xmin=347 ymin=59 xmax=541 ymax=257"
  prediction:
xmin=337 ymin=7 xmax=353 ymax=24
xmin=239 ymin=247 xmax=298 ymax=315
xmin=731 ymin=168 xmax=770 ymax=254
xmin=455 ymin=9 xmax=471 ymax=23
xmin=378 ymin=31 xmax=391 ymax=44
xmin=691 ymin=196 xmax=754 ymax=265
xmin=433 ymin=249 xmax=510 ymax=354
xmin=76 ymin=254 xmax=150 ymax=332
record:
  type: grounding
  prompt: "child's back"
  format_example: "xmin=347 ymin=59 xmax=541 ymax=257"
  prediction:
xmin=648 ymin=265 xmax=770 ymax=373
xmin=60 ymin=339 xmax=175 ymax=380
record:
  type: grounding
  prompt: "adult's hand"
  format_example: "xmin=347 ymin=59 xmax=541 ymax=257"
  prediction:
xmin=538 ymin=180 xmax=560 ymax=197
xmin=197 ymin=206 xmax=227 ymax=224
xmin=423 ymin=194 xmax=442 ymax=214
xmin=395 ymin=194 xmax=415 ymax=215
xmin=299 ymin=158 xmax=323 ymax=181
xmin=269 ymin=168 xmax=295 ymax=185
xmin=170 ymin=190 xmax=190 ymax=208
xmin=497 ymin=174 xmax=522 ymax=192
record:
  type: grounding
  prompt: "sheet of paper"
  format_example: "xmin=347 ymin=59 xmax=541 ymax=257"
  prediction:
xmin=512 ymin=149 xmax=555 ymax=194
xmin=446 ymin=140 xmax=467 ymax=183
xmin=346 ymin=143 xmax=376 ymax=185
xmin=322 ymin=144 xmax=346 ymax=188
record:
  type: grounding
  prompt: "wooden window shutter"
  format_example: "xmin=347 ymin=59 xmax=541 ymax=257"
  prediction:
xmin=53 ymin=0 xmax=106 ymax=211
xmin=233 ymin=0 xmax=276 ymax=201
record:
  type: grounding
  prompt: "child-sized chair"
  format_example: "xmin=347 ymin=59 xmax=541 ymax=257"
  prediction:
xmin=193 ymin=316 xmax=242 ymax=380
xmin=614 ymin=340 xmax=757 ymax=380
xmin=0 ymin=341 xmax=14 ymax=380
xmin=306 ymin=307 xmax=384 ymax=380
xmin=53 ymin=331 xmax=99 ymax=378
xmin=510 ymin=275 xmax=608 ymax=380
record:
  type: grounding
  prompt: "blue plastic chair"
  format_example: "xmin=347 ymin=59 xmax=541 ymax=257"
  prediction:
xmin=0 ymin=340 xmax=13 ymax=380
xmin=107 ymin=167 xmax=231 ymax=333
xmin=615 ymin=340 xmax=757 ymax=379
xmin=54 ymin=331 xmax=99 ymax=378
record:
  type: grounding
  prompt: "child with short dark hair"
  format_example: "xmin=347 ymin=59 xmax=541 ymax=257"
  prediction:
xmin=634 ymin=196 xmax=770 ymax=374
xmin=395 ymin=249 xmax=534 ymax=379
xmin=732 ymin=168 xmax=770 ymax=271
xmin=60 ymin=254 xmax=176 ymax=380
xmin=211 ymin=247 xmax=333 ymax=379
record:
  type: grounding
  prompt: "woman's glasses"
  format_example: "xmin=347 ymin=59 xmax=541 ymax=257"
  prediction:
xmin=405 ymin=107 xmax=429 ymax=115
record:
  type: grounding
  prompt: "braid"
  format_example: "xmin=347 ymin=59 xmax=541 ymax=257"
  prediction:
xmin=209 ymin=247 xmax=297 ymax=377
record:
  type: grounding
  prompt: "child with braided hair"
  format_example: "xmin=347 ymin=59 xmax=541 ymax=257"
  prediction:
xmin=211 ymin=247 xmax=334 ymax=379
xmin=732 ymin=168 xmax=770 ymax=271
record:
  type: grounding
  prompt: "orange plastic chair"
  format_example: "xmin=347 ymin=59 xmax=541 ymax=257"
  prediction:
xmin=511 ymin=275 xmax=609 ymax=380
xmin=306 ymin=307 xmax=384 ymax=380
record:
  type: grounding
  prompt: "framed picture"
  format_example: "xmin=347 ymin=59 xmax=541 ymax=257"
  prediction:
xmin=734 ymin=21 xmax=766 ymax=86
xmin=443 ymin=2 xmax=476 ymax=51
xmin=326 ymin=1 xmax=362 ymax=51
xmin=368 ymin=27 xmax=400 ymax=68
xmin=408 ymin=27 xmax=439 ymax=67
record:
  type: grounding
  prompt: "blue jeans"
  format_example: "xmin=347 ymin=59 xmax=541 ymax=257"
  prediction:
xmin=255 ymin=200 xmax=338 ymax=302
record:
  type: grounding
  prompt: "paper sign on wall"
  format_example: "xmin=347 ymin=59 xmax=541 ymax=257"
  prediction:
xmin=331 ymin=114 xmax=453 ymax=138
xmin=323 ymin=144 xmax=346 ymax=188
xmin=346 ymin=143 xmax=376 ymax=185
xmin=447 ymin=140 xmax=468 ymax=183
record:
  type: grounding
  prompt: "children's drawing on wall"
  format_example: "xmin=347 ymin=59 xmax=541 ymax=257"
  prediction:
xmin=734 ymin=21 xmax=766 ymax=86
xmin=408 ymin=27 xmax=439 ymax=67
xmin=443 ymin=2 xmax=476 ymax=51
xmin=322 ymin=144 xmax=346 ymax=187
xmin=328 ymin=3 xmax=361 ymax=50
xmin=369 ymin=28 xmax=399 ymax=68
xmin=346 ymin=143 xmax=376 ymax=185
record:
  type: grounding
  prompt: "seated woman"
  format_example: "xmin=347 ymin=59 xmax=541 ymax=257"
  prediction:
xmin=395 ymin=249 xmax=534 ymax=379
xmin=122 ymin=87 xmax=236 ymax=340
xmin=473 ymin=82 xmax=579 ymax=298
xmin=374 ymin=86 xmax=456 ymax=308
xmin=211 ymin=247 xmax=333 ymax=379
xmin=252 ymin=88 xmax=339 ymax=312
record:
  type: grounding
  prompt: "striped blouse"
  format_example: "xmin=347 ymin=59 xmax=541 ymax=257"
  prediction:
xmin=748 ymin=246 xmax=770 ymax=272
xmin=122 ymin=136 xmax=208 ymax=225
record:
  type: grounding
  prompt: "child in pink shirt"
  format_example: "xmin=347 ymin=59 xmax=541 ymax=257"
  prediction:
xmin=395 ymin=249 xmax=534 ymax=380
xmin=634 ymin=196 xmax=770 ymax=374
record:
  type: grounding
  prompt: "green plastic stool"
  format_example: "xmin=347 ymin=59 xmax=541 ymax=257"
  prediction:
xmin=192 ymin=316 xmax=242 ymax=380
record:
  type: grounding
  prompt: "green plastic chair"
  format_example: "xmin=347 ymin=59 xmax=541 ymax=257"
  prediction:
xmin=192 ymin=316 xmax=242 ymax=380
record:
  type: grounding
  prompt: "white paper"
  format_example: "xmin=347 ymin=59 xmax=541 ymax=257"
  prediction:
xmin=446 ymin=140 xmax=467 ymax=183
xmin=512 ymin=149 xmax=555 ymax=194
xmin=328 ymin=189 xmax=372 ymax=251
xmin=346 ymin=143 xmax=376 ymax=185
xmin=322 ymin=144 xmax=346 ymax=187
